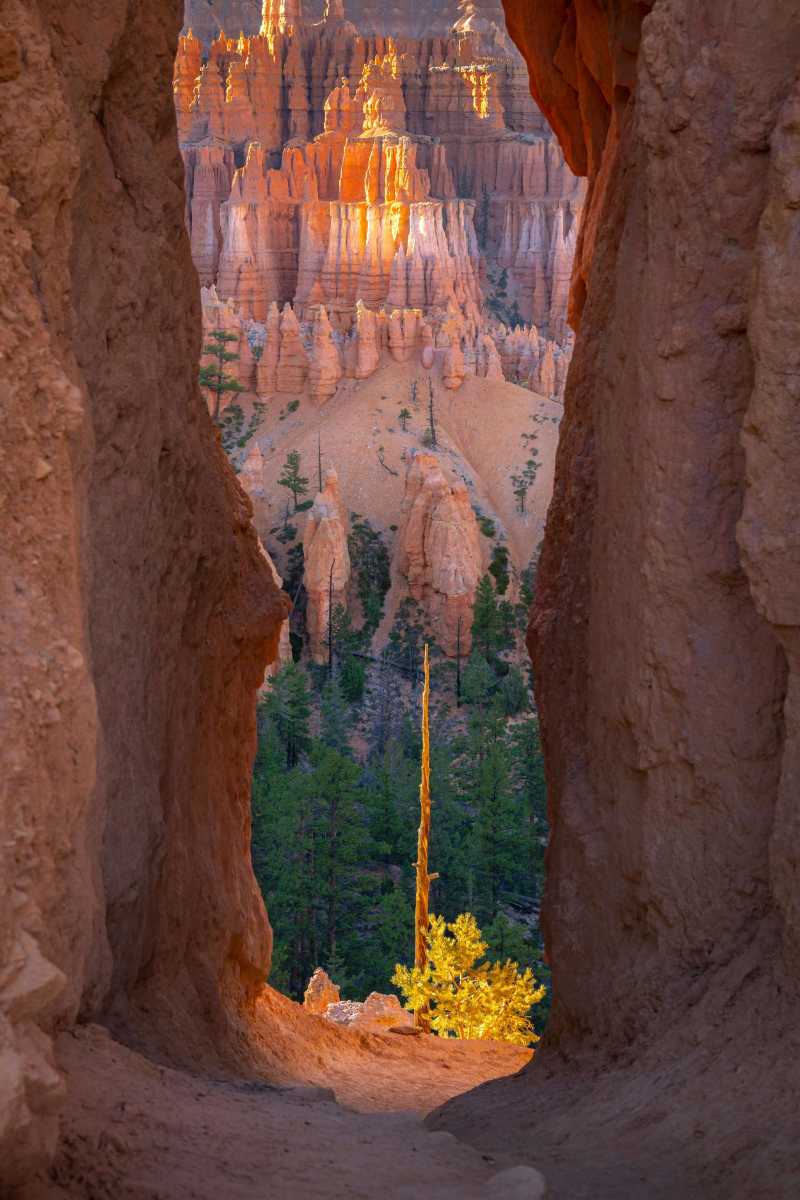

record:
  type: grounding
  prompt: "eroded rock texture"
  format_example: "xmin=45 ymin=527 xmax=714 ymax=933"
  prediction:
xmin=176 ymin=0 xmax=583 ymax=402
xmin=434 ymin=1 xmax=800 ymax=1194
xmin=303 ymin=467 xmax=351 ymax=662
xmin=398 ymin=452 xmax=483 ymax=657
xmin=0 ymin=0 xmax=288 ymax=1185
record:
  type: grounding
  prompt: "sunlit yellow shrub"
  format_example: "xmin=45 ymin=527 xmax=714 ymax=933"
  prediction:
xmin=392 ymin=912 xmax=545 ymax=1046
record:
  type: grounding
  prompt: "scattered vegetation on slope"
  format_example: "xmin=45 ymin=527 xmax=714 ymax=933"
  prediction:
xmin=251 ymin=571 xmax=550 ymax=1031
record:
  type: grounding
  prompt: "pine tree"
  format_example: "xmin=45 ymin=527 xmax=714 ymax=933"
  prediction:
xmin=461 ymin=652 xmax=495 ymax=707
xmin=340 ymin=655 xmax=366 ymax=703
xmin=472 ymin=733 xmax=518 ymax=919
xmin=499 ymin=665 xmax=529 ymax=715
xmin=200 ymin=329 xmax=245 ymax=421
xmin=398 ymin=406 xmax=411 ymax=431
xmin=262 ymin=661 xmax=312 ymax=768
xmin=278 ymin=449 xmax=309 ymax=512
xmin=309 ymin=743 xmax=370 ymax=960
xmin=427 ymin=379 xmax=437 ymax=448
xmin=370 ymin=887 xmax=414 ymax=993
xmin=511 ymin=452 xmax=540 ymax=513
xmin=455 ymin=702 xmax=519 ymax=920
xmin=509 ymin=716 xmax=547 ymax=893
xmin=471 ymin=574 xmax=502 ymax=660
xmin=476 ymin=189 xmax=491 ymax=249
xmin=320 ymin=675 xmax=351 ymax=754
xmin=368 ymin=742 xmax=411 ymax=863
xmin=252 ymin=752 xmax=320 ymax=996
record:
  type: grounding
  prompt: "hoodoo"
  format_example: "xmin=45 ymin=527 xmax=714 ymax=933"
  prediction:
xmin=398 ymin=452 xmax=483 ymax=657
xmin=173 ymin=1 xmax=582 ymax=402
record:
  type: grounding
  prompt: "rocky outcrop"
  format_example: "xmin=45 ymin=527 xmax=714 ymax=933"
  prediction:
xmin=324 ymin=992 xmax=413 ymax=1031
xmin=435 ymin=1 xmax=800 ymax=1194
xmin=1 ymin=1 xmax=288 ymax=1186
xmin=398 ymin=452 xmax=482 ymax=656
xmin=303 ymin=967 xmax=341 ymax=1014
xmin=276 ymin=302 xmax=310 ymax=392
xmin=303 ymin=468 xmax=351 ymax=662
xmin=308 ymin=305 xmax=343 ymax=404
xmin=174 ymin=5 xmax=583 ymax=385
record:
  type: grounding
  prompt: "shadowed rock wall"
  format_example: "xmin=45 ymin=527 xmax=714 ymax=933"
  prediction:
xmin=434 ymin=2 xmax=800 ymax=1195
xmin=0 ymin=0 xmax=287 ymax=1186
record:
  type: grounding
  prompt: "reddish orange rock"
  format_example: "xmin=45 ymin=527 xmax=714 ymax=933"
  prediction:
xmin=398 ymin=451 xmax=483 ymax=656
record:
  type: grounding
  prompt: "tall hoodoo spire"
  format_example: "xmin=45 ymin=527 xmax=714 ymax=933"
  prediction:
xmin=261 ymin=0 xmax=304 ymax=36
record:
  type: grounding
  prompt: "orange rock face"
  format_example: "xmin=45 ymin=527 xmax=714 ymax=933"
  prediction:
xmin=302 ymin=967 xmax=341 ymax=1014
xmin=433 ymin=1 xmax=800 ymax=1195
xmin=1 ymin=0 xmax=289 ymax=1185
xmin=175 ymin=0 xmax=582 ymax=398
xmin=398 ymin=451 xmax=483 ymax=656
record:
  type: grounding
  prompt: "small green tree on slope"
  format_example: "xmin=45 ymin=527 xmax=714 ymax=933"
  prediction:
xmin=200 ymin=329 xmax=245 ymax=422
xmin=278 ymin=450 xmax=309 ymax=512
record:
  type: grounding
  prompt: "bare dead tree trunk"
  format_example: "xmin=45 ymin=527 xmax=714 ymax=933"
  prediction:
xmin=414 ymin=644 xmax=438 ymax=1031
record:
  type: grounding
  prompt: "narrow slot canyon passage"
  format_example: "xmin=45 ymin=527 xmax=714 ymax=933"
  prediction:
xmin=3 ymin=1 xmax=800 ymax=1198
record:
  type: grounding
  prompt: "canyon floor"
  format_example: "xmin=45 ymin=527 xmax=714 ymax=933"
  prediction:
xmin=30 ymin=991 xmax=534 ymax=1200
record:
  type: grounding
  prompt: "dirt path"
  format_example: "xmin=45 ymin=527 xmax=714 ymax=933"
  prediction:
xmin=29 ymin=992 xmax=538 ymax=1200
xmin=42 ymin=1028 xmax=504 ymax=1200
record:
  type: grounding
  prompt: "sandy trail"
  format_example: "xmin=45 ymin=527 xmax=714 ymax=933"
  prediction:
xmin=30 ymin=990 xmax=534 ymax=1200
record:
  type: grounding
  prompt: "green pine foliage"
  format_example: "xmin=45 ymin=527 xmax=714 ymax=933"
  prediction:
xmin=200 ymin=329 xmax=246 ymax=422
xmin=348 ymin=515 xmax=391 ymax=636
xmin=278 ymin=450 xmax=309 ymax=512
xmin=251 ymin=565 xmax=549 ymax=1021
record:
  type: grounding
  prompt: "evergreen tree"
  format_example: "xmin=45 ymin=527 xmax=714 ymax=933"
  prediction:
xmin=393 ymin=913 xmax=545 ymax=1044
xmin=499 ymin=665 xmax=529 ymax=716
xmin=340 ymin=655 xmax=366 ymax=703
xmin=320 ymin=675 xmax=350 ymax=754
xmin=398 ymin=406 xmax=411 ymax=431
xmin=367 ymin=653 xmax=397 ymax=758
xmin=252 ymin=757 xmax=320 ymax=996
xmin=199 ymin=329 xmax=245 ymax=421
xmin=461 ymin=652 xmax=495 ymax=708
xmin=457 ymin=706 xmax=519 ymax=920
xmin=367 ymin=887 xmax=414 ymax=994
xmin=308 ymin=742 xmax=371 ymax=960
xmin=471 ymin=575 xmax=502 ymax=660
xmin=278 ymin=449 xmax=309 ymax=512
xmin=472 ymin=736 xmax=518 ymax=918
xmin=262 ymin=661 xmax=312 ymax=768
xmin=509 ymin=716 xmax=548 ymax=892
xmin=348 ymin=516 xmax=391 ymax=635
xmin=367 ymin=741 xmax=415 ymax=864
xmin=476 ymin=189 xmax=491 ymax=249
xmin=511 ymin=452 xmax=540 ymax=514
xmin=482 ymin=912 xmax=536 ymax=970
xmin=427 ymin=378 xmax=437 ymax=448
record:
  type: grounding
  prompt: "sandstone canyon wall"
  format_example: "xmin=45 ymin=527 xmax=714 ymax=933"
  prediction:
xmin=435 ymin=1 xmax=800 ymax=1193
xmin=4 ymin=0 xmax=800 ymax=1194
xmin=0 ymin=0 xmax=288 ymax=1185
